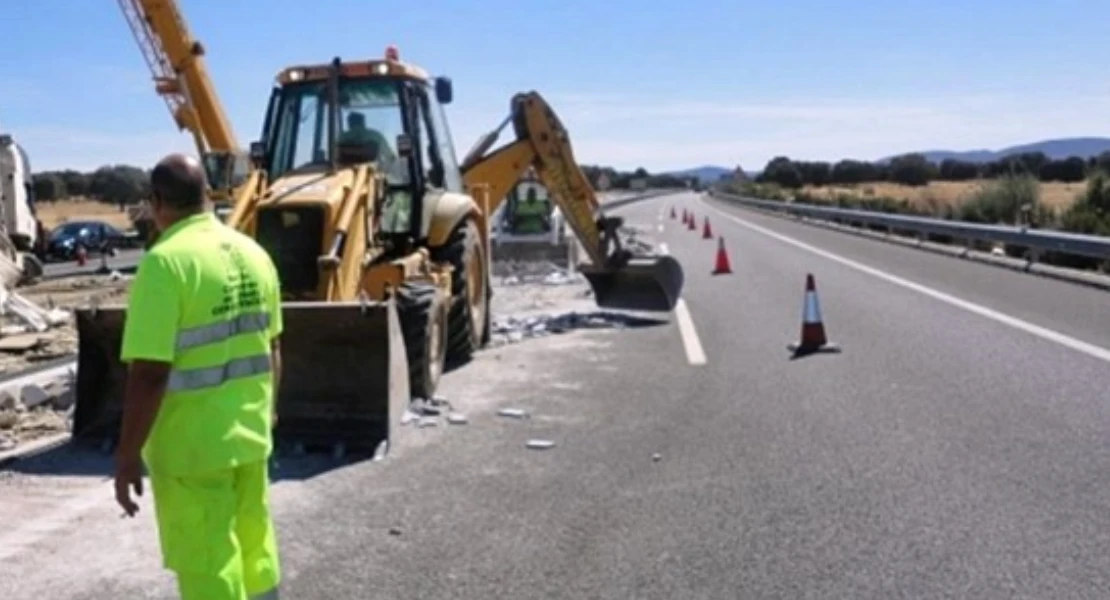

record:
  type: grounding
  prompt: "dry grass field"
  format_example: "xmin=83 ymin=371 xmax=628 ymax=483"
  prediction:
xmin=801 ymin=180 xmax=1086 ymax=214
xmin=35 ymin=198 xmax=134 ymax=231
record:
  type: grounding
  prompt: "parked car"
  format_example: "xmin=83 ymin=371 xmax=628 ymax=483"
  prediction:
xmin=45 ymin=220 xmax=136 ymax=262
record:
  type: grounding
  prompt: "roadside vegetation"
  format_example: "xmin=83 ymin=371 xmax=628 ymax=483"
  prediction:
xmin=714 ymin=152 xmax=1110 ymax=272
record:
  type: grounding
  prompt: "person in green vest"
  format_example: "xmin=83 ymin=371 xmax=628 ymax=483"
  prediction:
xmin=114 ymin=153 xmax=284 ymax=600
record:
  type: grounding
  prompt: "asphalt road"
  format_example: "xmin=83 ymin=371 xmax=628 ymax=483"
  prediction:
xmin=41 ymin=248 xmax=143 ymax=279
xmin=6 ymin=191 xmax=1110 ymax=598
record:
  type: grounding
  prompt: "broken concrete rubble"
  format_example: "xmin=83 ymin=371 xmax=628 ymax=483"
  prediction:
xmin=0 ymin=374 xmax=77 ymax=454
xmin=489 ymin=310 xmax=648 ymax=347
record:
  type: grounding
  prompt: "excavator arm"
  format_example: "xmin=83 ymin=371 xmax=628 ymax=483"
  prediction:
xmin=460 ymin=91 xmax=684 ymax=312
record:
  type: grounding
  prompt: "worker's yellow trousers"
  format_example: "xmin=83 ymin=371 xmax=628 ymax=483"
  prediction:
xmin=150 ymin=459 xmax=281 ymax=600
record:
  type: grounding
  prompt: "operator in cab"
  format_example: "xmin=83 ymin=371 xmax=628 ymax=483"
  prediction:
xmin=113 ymin=153 xmax=285 ymax=600
xmin=338 ymin=111 xmax=395 ymax=164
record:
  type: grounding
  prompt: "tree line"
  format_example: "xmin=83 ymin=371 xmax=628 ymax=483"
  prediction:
xmin=579 ymin=165 xmax=692 ymax=189
xmin=30 ymin=163 xmax=686 ymax=206
xmin=32 ymin=165 xmax=150 ymax=205
xmin=756 ymin=151 xmax=1110 ymax=189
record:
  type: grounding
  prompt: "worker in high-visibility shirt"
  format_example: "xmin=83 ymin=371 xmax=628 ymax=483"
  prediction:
xmin=113 ymin=153 xmax=284 ymax=600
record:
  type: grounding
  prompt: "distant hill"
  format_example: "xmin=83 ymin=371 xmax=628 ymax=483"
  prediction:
xmin=884 ymin=137 xmax=1110 ymax=164
xmin=666 ymin=165 xmax=737 ymax=184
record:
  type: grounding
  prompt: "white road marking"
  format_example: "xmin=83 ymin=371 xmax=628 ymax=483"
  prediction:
xmin=658 ymin=243 xmax=707 ymax=366
xmin=700 ymin=198 xmax=1110 ymax=365
xmin=674 ymin=300 xmax=708 ymax=366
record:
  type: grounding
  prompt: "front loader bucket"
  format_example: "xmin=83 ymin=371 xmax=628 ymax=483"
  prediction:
xmin=579 ymin=254 xmax=685 ymax=312
xmin=74 ymin=300 xmax=410 ymax=457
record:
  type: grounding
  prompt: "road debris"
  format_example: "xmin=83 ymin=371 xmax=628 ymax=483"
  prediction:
xmin=526 ymin=439 xmax=556 ymax=450
xmin=0 ymin=374 xmax=77 ymax=454
xmin=489 ymin=310 xmax=655 ymax=347
xmin=619 ymin=225 xmax=656 ymax=254
xmin=446 ymin=413 xmax=469 ymax=425
xmin=497 ymin=408 xmax=529 ymax=419
xmin=652 ymin=453 xmax=662 ymax=462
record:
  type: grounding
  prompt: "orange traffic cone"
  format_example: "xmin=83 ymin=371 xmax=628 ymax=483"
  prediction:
xmin=788 ymin=274 xmax=841 ymax=357
xmin=702 ymin=217 xmax=713 ymax=239
xmin=670 ymin=206 xmax=677 ymax=219
xmin=712 ymin=236 xmax=732 ymax=275
xmin=687 ymin=212 xmax=697 ymax=231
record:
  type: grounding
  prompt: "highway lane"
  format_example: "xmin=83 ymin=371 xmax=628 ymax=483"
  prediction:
xmin=664 ymin=191 xmax=1110 ymax=597
xmin=8 ymin=191 xmax=1110 ymax=598
xmin=700 ymin=192 xmax=1110 ymax=353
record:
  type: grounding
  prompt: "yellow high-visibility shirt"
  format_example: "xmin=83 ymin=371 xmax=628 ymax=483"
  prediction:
xmin=120 ymin=212 xmax=283 ymax=477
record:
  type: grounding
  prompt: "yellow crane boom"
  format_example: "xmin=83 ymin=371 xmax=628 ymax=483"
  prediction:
xmin=118 ymin=0 xmax=237 ymax=153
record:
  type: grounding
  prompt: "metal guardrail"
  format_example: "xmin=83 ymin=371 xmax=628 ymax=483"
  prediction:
xmin=709 ymin=191 xmax=1110 ymax=262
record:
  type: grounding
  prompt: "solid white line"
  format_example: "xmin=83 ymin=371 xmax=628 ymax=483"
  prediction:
xmin=674 ymin=299 xmax=708 ymax=366
xmin=657 ymin=243 xmax=707 ymax=366
xmin=700 ymin=198 xmax=1110 ymax=365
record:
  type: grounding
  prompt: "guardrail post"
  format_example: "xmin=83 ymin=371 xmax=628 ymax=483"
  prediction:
xmin=1025 ymin=247 xmax=1041 ymax=272
xmin=960 ymin=238 xmax=972 ymax=258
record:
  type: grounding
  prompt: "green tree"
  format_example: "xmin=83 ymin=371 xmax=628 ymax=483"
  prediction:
xmin=759 ymin=156 xmax=803 ymax=189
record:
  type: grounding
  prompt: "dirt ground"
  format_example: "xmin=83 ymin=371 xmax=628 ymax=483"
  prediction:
xmin=36 ymin=199 xmax=134 ymax=231
xmin=801 ymin=180 xmax=1085 ymax=213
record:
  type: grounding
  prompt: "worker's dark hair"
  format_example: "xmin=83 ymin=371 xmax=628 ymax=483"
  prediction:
xmin=150 ymin=154 xmax=208 ymax=210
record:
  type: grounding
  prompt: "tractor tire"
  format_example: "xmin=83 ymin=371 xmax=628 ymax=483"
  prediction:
xmin=433 ymin=219 xmax=489 ymax=366
xmin=396 ymin=281 xmax=448 ymax=400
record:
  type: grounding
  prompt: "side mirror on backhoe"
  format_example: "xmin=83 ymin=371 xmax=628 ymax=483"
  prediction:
xmin=434 ymin=77 xmax=453 ymax=105
xmin=249 ymin=141 xmax=267 ymax=166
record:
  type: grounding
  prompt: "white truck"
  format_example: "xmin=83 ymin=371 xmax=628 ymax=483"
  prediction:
xmin=0 ymin=133 xmax=47 ymax=283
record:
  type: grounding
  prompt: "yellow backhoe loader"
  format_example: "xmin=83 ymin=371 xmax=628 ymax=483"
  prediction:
xmin=72 ymin=44 xmax=683 ymax=457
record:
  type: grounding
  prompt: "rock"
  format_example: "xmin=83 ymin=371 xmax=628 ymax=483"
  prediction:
xmin=525 ymin=439 xmax=555 ymax=450
xmin=51 ymin=388 xmax=75 ymax=411
xmin=0 ymin=391 xmax=19 ymax=412
xmin=652 ymin=453 xmax=662 ymax=462
xmin=19 ymin=383 xmax=51 ymax=410
xmin=446 ymin=413 xmax=469 ymax=425
xmin=400 ymin=409 xmax=420 ymax=426
xmin=0 ymin=433 xmax=16 ymax=451
xmin=416 ymin=416 xmax=438 ymax=428
xmin=0 ymin=411 xmax=17 ymax=429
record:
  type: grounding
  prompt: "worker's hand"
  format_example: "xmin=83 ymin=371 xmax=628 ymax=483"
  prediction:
xmin=114 ymin=457 xmax=144 ymax=518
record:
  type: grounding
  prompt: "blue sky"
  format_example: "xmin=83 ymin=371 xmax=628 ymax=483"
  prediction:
xmin=3 ymin=0 xmax=1109 ymax=173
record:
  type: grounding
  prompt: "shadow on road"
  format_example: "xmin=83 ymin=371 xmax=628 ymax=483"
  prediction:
xmin=3 ymin=438 xmax=377 ymax=482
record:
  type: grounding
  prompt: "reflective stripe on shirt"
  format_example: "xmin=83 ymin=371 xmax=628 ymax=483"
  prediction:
xmin=175 ymin=311 xmax=271 ymax=351
xmin=167 ymin=353 xmax=272 ymax=393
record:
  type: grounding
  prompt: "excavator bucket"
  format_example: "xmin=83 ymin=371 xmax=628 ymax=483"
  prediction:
xmin=73 ymin=300 xmax=409 ymax=457
xmin=579 ymin=254 xmax=685 ymax=312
